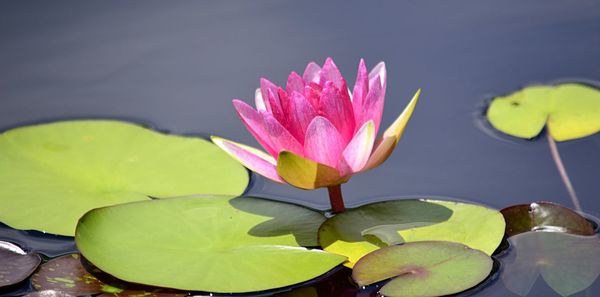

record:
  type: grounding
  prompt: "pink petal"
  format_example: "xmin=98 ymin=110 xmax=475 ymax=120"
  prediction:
xmin=341 ymin=120 xmax=376 ymax=174
xmin=303 ymin=62 xmax=321 ymax=84
xmin=365 ymin=89 xmax=421 ymax=171
xmin=361 ymin=75 xmax=385 ymax=133
xmin=254 ymin=88 xmax=267 ymax=111
xmin=352 ymin=59 xmax=369 ymax=124
xmin=211 ymin=136 xmax=284 ymax=183
xmin=368 ymin=62 xmax=386 ymax=91
xmin=277 ymin=87 xmax=291 ymax=120
xmin=304 ymin=116 xmax=345 ymax=168
xmin=287 ymin=91 xmax=317 ymax=143
xmin=233 ymin=99 xmax=277 ymax=156
xmin=319 ymin=57 xmax=344 ymax=89
xmin=262 ymin=111 xmax=304 ymax=156
xmin=304 ymin=82 xmax=322 ymax=110
xmin=260 ymin=78 xmax=279 ymax=112
xmin=267 ymin=88 xmax=286 ymax=126
xmin=286 ymin=71 xmax=305 ymax=94
xmin=320 ymin=81 xmax=355 ymax=144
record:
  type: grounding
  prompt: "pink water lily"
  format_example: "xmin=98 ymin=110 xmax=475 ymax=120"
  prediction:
xmin=212 ymin=58 xmax=420 ymax=212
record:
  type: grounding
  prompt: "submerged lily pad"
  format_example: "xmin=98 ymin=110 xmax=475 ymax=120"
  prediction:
xmin=25 ymin=291 xmax=75 ymax=297
xmin=0 ymin=241 xmax=41 ymax=288
xmin=353 ymin=241 xmax=493 ymax=297
xmin=0 ymin=120 xmax=249 ymax=236
xmin=501 ymin=201 xmax=595 ymax=237
xmin=318 ymin=199 xmax=505 ymax=267
xmin=32 ymin=254 xmax=114 ymax=296
xmin=487 ymin=83 xmax=600 ymax=141
xmin=31 ymin=254 xmax=185 ymax=297
xmin=75 ymin=195 xmax=346 ymax=293
xmin=501 ymin=231 xmax=600 ymax=297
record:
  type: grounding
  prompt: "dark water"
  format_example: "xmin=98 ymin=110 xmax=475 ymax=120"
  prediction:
xmin=1 ymin=1 xmax=599 ymax=296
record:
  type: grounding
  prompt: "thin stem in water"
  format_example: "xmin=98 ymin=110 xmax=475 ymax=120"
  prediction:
xmin=327 ymin=184 xmax=346 ymax=214
xmin=547 ymin=132 xmax=582 ymax=213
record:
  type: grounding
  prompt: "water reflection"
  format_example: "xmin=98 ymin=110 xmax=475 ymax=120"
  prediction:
xmin=500 ymin=231 xmax=600 ymax=297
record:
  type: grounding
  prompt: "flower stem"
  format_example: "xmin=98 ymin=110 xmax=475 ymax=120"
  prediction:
xmin=546 ymin=132 xmax=582 ymax=213
xmin=327 ymin=184 xmax=346 ymax=213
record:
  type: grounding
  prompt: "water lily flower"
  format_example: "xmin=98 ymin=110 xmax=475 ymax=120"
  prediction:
xmin=212 ymin=58 xmax=420 ymax=213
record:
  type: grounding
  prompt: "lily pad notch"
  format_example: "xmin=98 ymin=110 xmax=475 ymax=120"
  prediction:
xmin=352 ymin=241 xmax=494 ymax=297
xmin=486 ymin=83 xmax=600 ymax=213
xmin=75 ymin=195 xmax=346 ymax=293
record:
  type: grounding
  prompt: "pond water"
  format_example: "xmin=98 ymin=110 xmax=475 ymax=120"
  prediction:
xmin=0 ymin=1 xmax=599 ymax=296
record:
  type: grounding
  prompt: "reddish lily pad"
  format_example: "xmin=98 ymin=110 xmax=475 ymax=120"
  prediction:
xmin=501 ymin=231 xmax=600 ymax=297
xmin=0 ymin=240 xmax=41 ymax=288
xmin=353 ymin=241 xmax=493 ymax=297
xmin=501 ymin=202 xmax=595 ymax=237
xmin=24 ymin=291 xmax=75 ymax=297
xmin=31 ymin=254 xmax=186 ymax=297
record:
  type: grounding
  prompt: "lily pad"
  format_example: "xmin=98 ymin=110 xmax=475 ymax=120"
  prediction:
xmin=318 ymin=199 xmax=505 ymax=267
xmin=25 ymin=291 xmax=75 ymax=297
xmin=32 ymin=254 xmax=115 ymax=296
xmin=501 ymin=231 xmax=600 ymax=297
xmin=487 ymin=83 xmax=600 ymax=141
xmin=0 ymin=120 xmax=249 ymax=236
xmin=31 ymin=254 xmax=185 ymax=297
xmin=75 ymin=195 xmax=346 ymax=293
xmin=353 ymin=241 xmax=493 ymax=297
xmin=501 ymin=201 xmax=595 ymax=237
xmin=0 ymin=240 xmax=41 ymax=288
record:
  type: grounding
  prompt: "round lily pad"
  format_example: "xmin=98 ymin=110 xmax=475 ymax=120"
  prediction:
xmin=487 ymin=83 xmax=600 ymax=141
xmin=318 ymin=199 xmax=505 ymax=267
xmin=353 ymin=241 xmax=493 ymax=297
xmin=0 ymin=240 xmax=41 ymax=288
xmin=75 ymin=195 xmax=346 ymax=293
xmin=501 ymin=231 xmax=600 ymax=297
xmin=31 ymin=254 xmax=186 ymax=297
xmin=0 ymin=120 xmax=249 ymax=236
xmin=501 ymin=201 xmax=595 ymax=237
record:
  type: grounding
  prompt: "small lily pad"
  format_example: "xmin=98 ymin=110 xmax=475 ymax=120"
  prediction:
xmin=0 ymin=240 xmax=41 ymax=288
xmin=318 ymin=199 xmax=505 ymax=267
xmin=487 ymin=83 xmax=600 ymax=141
xmin=501 ymin=201 xmax=595 ymax=237
xmin=75 ymin=195 xmax=346 ymax=293
xmin=31 ymin=253 xmax=187 ymax=297
xmin=0 ymin=120 xmax=249 ymax=236
xmin=501 ymin=231 xmax=600 ymax=297
xmin=353 ymin=241 xmax=493 ymax=297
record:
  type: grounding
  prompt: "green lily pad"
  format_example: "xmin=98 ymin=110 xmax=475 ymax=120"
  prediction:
xmin=318 ymin=199 xmax=505 ymax=267
xmin=75 ymin=195 xmax=346 ymax=293
xmin=487 ymin=83 xmax=600 ymax=141
xmin=0 ymin=120 xmax=249 ymax=236
xmin=501 ymin=231 xmax=600 ymax=297
xmin=0 ymin=240 xmax=41 ymax=288
xmin=31 ymin=254 xmax=185 ymax=297
xmin=501 ymin=201 xmax=595 ymax=237
xmin=353 ymin=241 xmax=493 ymax=297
